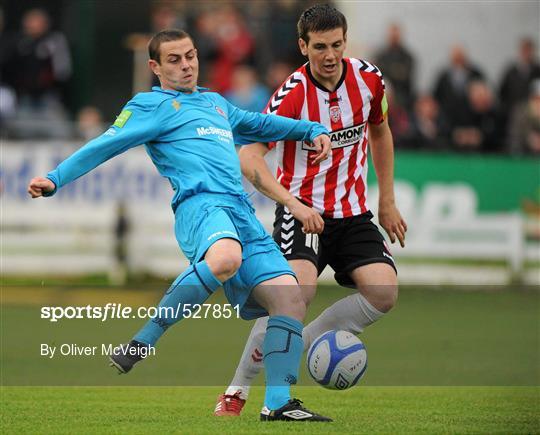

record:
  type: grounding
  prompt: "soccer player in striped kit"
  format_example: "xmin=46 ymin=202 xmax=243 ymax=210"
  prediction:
xmin=216 ymin=4 xmax=407 ymax=416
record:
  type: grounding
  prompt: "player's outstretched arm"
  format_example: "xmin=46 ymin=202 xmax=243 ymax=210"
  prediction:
xmin=239 ymin=142 xmax=324 ymax=234
xmin=26 ymin=99 xmax=162 ymax=198
xmin=224 ymin=98 xmax=329 ymax=150
xmin=368 ymin=119 xmax=407 ymax=247
xmin=28 ymin=177 xmax=56 ymax=198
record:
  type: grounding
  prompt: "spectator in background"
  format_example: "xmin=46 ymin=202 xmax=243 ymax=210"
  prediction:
xmin=508 ymin=79 xmax=540 ymax=155
xmin=408 ymin=94 xmax=450 ymax=150
xmin=0 ymin=85 xmax=16 ymax=127
xmin=0 ymin=7 xmax=17 ymax=132
xmin=264 ymin=60 xmax=294 ymax=92
xmin=7 ymin=9 xmax=71 ymax=108
xmin=384 ymin=81 xmax=410 ymax=147
xmin=150 ymin=3 xmax=186 ymax=32
xmin=2 ymin=8 xmax=71 ymax=138
xmin=499 ymin=38 xmax=540 ymax=127
xmin=196 ymin=5 xmax=255 ymax=93
xmin=375 ymin=23 xmax=415 ymax=110
xmin=225 ymin=64 xmax=270 ymax=112
xmin=75 ymin=106 xmax=105 ymax=142
xmin=451 ymin=80 xmax=501 ymax=152
xmin=434 ymin=45 xmax=484 ymax=129
xmin=126 ymin=3 xmax=187 ymax=91
xmin=263 ymin=0 xmax=308 ymax=68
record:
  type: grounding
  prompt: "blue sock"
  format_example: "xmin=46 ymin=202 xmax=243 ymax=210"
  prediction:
xmin=133 ymin=260 xmax=221 ymax=346
xmin=263 ymin=315 xmax=304 ymax=410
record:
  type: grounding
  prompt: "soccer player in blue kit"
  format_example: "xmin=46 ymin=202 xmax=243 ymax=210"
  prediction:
xmin=27 ymin=30 xmax=333 ymax=422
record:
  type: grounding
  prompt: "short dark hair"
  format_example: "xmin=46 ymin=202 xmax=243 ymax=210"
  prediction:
xmin=297 ymin=4 xmax=347 ymax=43
xmin=148 ymin=29 xmax=192 ymax=63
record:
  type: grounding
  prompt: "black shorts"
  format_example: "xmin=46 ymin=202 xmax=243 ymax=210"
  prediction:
xmin=272 ymin=204 xmax=397 ymax=287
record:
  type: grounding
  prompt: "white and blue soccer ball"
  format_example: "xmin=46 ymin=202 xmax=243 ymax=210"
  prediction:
xmin=307 ymin=330 xmax=367 ymax=390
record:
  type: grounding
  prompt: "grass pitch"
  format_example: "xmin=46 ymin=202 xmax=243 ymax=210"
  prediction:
xmin=1 ymin=284 xmax=539 ymax=433
xmin=1 ymin=386 xmax=538 ymax=434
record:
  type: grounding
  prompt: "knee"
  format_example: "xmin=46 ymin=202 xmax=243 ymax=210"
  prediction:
xmin=351 ymin=263 xmax=399 ymax=313
xmin=301 ymin=284 xmax=317 ymax=306
xmin=363 ymin=284 xmax=398 ymax=313
xmin=289 ymin=290 xmax=307 ymax=320
xmin=272 ymin=286 xmax=307 ymax=320
xmin=208 ymin=253 xmax=242 ymax=281
xmin=377 ymin=285 xmax=398 ymax=313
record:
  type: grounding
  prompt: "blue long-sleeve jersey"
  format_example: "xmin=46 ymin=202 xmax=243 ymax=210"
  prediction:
xmin=46 ymin=86 xmax=328 ymax=211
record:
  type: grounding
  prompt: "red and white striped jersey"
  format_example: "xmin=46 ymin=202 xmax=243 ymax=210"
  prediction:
xmin=265 ymin=58 xmax=387 ymax=218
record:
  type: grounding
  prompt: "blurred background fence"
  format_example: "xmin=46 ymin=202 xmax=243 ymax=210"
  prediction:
xmin=2 ymin=142 xmax=538 ymax=285
xmin=1 ymin=0 xmax=539 ymax=286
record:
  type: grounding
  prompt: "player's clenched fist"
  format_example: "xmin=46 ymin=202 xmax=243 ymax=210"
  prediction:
xmin=28 ymin=177 xmax=56 ymax=198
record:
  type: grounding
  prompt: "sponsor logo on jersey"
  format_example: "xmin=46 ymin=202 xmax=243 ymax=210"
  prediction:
xmin=302 ymin=124 xmax=365 ymax=150
xmin=113 ymin=110 xmax=132 ymax=128
xmin=329 ymin=106 xmax=342 ymax=123
xmin=197 ymin=126 xmax=233 ymax=140
xmin=215 ymin=105 xmax=227 ymax=118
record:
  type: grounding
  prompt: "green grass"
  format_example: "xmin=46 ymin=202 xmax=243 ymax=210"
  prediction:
xmin=1 ymin=285 xmax=539 ymax=432
xmin=1 ymin=386 xmax=538 ymax=434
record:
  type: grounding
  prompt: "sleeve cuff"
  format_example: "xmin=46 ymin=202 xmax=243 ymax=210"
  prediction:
xmin=308 ymin=124 xmax=330 ymax=142
xmin=43 ymin=175 xmax=58 ymax=197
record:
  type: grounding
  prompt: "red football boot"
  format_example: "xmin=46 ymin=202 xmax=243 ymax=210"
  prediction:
xmin=214 ymin=391 xmax=246 ymax=417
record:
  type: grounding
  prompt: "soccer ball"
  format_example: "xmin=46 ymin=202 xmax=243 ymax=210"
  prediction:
xmin=306 ymin=330 xmax=367 ymax=390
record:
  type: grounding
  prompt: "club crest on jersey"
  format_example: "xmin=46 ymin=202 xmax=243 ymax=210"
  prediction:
xmin=329 ymin=106 xmax=341 ymax=123
xmin=172 ymin=100 xmax=181 ymax=111
xmin=215 ymin=106 xmax=227 ymax=118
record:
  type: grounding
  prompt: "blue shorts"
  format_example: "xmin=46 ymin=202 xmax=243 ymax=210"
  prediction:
xmin=174 ymin=193 xmax=295 ymax=319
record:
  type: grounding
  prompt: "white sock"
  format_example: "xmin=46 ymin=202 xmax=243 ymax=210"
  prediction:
xmin=226 ymin=316 xmax=268 ymax=400
xmin=302 ymin=293 xmax=384 ymax=351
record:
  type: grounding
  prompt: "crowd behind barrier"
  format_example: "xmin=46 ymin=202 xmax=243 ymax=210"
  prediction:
xmin=0 ymin=2 xmax=539 ymax=156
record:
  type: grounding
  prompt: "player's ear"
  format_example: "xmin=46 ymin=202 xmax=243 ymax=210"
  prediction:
xmin=298 ymin=38 xmax=308 ymax=56
xmin=148 ymin=59 xmax=160 ymax=77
